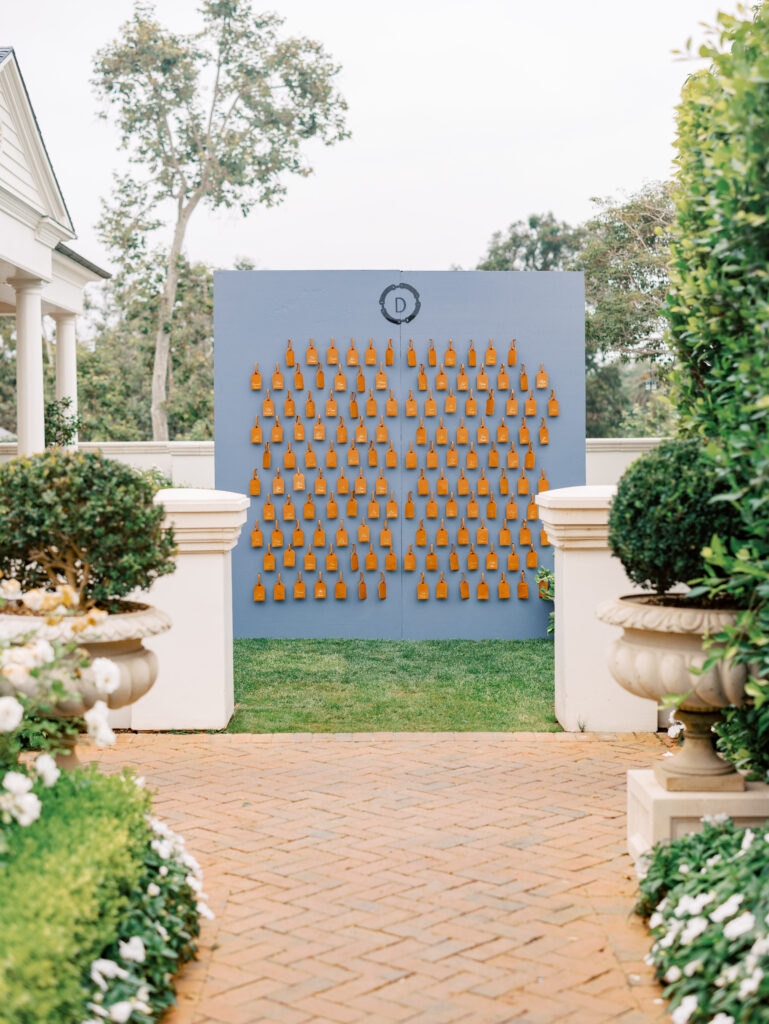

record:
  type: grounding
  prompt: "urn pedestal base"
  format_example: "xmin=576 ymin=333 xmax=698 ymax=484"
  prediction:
xmin=627 ymin=769 xmax=769 ymax=861
xmin=654 ymin=710 xmax=745 ymax=792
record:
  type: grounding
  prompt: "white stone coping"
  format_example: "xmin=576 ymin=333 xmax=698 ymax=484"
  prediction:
xmin=537 ymin=484 xmax=616 ymax=510
xmin=586 ymin=437 xmax=663 ymax=452
xmin=537 ymin=485 xmax=617 ymax=550
xmin=155 ymin=487 xmax=249 ymax=514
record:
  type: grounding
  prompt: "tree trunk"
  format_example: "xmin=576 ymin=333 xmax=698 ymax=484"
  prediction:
xmin=151 ymin=196 xmax=200 ymax=441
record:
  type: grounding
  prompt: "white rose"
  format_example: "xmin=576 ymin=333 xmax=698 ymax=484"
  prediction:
xmin=20 ymin=589 xmax=46 ymax=612
xmin=12 ymin=791 xmax=41 ymax=826
xmin=84 ymin=702 xmax=116 ymax=747
xmin=3 ymin=770 xmax=32 ymax=796
xmin=709 ymin=1015 xmax=735 ymax=1024
xmin=1 ymin=662 xmax=33 ymax=691
xmin=147 ymin=882 xmax=160 ymax=897
xmin=197 ymin=901 xmax=215 ymax=920
xmin=710 ymin=893 xmax=744 ymax=923
xmin=739 ymin=968 xmax=763 ymax=998
xmin=0 ymin=696 xmax=23 ymax=732
xmin=29 ymin=639 xmax=55 ymax=665
xmin=664 ymin=965 xmax=682 ymax=982
xmin=91 ymin=658 xmax=121 ymax=696
xmin=680 ymin=916 xmax=708 ymax=945
xmin=0 ymin=579 xmax=22 ymax=600
xmin=35 ymin=753 xmax=60 ymax=788
xmin=118 ymin=936 xmax=145 ymax=963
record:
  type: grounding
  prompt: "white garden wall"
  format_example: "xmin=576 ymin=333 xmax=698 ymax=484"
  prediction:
xmin=0 ymin=437 xmax=662 ymax=488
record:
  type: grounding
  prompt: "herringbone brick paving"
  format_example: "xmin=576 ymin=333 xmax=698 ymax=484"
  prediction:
xmin=86 ymin=732 xmax=667 ymax=1024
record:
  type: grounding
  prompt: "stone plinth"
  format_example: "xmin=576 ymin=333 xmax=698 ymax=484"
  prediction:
xmin=123 ymin=488 xmax=249 ymax=730
xmin=537 ymin=486 xmax=657 ymax=733
xmin=628 ymin=769 xmax=769 ymax=860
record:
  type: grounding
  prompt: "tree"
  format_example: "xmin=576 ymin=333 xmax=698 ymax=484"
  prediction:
xmin=77 ymin=256 xmax=214 ymax=441
xmin=476 ymin=212 xmax=584 ymax=272
xmin=93 ymin=0 xmax=349 ymax=440
xmin=474 ymin=184 xmax=675 ymax=437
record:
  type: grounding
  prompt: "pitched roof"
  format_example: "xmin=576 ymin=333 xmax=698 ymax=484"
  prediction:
xmin=55 ymin=242 xmax=111 ymax=280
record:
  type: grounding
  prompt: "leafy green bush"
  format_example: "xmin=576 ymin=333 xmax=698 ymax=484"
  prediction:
xmin=637 ymin=818 xmax=769 ymax=1023
xmin=608 ymin=439 xmax=741 ymax=595
xmin=666 ymin=5 xmax=769 ymax=773
xmin=0 ymin=768 xmax=148 ymax=1023
xmin=44 ymin=397 xmax=82 ymax=448
xmin=0 ymin=450 xmax=176 ymax=609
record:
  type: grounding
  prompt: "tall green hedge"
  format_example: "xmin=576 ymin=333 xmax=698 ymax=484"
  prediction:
xmin=0 ymin=769 xmax=148 ymax=1024
xmin=668 ymin=6 xmax=769 ymax=774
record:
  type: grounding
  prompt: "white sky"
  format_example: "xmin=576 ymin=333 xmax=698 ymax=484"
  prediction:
xmin=4 ymin=0 xmax=719 ymax=274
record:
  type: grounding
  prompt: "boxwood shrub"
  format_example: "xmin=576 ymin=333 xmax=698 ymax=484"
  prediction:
xmin=0 ymin=451 xmax=176 ymax=609
xmin=608 ymin=438 xmax=742 ymax=596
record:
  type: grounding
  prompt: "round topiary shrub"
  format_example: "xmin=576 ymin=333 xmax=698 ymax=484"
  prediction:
xmin=608 ymin=438 xmax=741 ymax=595
xmin=0 ymin=451 xmax=176 ymax=609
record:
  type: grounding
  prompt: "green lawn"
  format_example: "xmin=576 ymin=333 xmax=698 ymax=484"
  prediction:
xmin=229 ymin=638 xmax=558 ymax=733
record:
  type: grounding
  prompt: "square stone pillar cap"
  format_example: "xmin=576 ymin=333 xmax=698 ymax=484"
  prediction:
xmin=155 ymin=488 xmax=249 ymax=553
xmin=537 ymin=485 xmax=616 ymax=550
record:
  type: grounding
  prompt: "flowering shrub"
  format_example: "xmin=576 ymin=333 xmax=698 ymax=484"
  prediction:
xmin=636 ymin=818 xmax=769 ymax=1023
xmin=0 ymin=768 xmax=205 ymax=1024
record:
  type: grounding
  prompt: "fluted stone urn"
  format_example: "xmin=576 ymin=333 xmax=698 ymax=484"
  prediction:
xmin=0 ymin=603 xmax=171 ymax=716
xmin=596 ymin=596 xmax=746 ymax=791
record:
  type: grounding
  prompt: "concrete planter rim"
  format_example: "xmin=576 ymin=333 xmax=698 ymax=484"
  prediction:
xmin=596 ymin=594 xmax=741 ymax=635
xmin=0 ymin=601 xmax=171 ymax=643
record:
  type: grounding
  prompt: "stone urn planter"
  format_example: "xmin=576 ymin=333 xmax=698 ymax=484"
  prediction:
xmin=596 ymin=596 xmax=747 ymax=791
xmin=0 ymin=602 xmax=171 ymax=716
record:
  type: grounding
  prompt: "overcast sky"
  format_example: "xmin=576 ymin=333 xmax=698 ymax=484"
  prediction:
xmin=4 ymin=0 xmax=719 ymax=274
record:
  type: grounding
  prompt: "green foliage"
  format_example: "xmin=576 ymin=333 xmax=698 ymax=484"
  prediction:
xmin=475 ymin=185 xmax=675 ymax=438
xmin=93 ymin=0 xmax=349 ymax=440
xmin=44 ymin=397 xmax=81 ymax=448
xmin=608 ymin=439 xmax=742 ymax=594
xmin=666 ymin=6 xmax=769 ymax=774
xmin=536 ymin=567 xmax=555 ymax=635
xmin=636 ymin=817 xmax=769 ymax=1023
xmin=0 ymin=768 xmax=148 ymax=1024
xmin=78 ymin=257 xmax=214 ymax=441
xmin=0 ymin=450 xmax=176 ymax=608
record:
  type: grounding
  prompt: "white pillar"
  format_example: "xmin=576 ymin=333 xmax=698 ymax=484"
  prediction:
xmin=537 ymin=485 xmax=658 ymax=733
xmin=9 ymin=276 xmax=45 ymax=455
xmin=128 ymin=488 xmax=249 ymax=730
xmin=52 ymin=311 xmax=78 ymax=446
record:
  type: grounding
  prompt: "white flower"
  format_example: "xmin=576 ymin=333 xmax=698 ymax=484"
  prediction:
xmin=683 ymin=959 xmax=702 ymax=977
xmin=133 ymin=776 xmax=146 ymax=789
xmin=1 ymin=662 xmax=32 ymax=691
xmin=740 ymin=829 xmax=755 ymax=853
xmin=34 ymin=753 xmax=60 ymax=788
xmin=675 ymin=893 xmax=714 ymax=918
xmin=724 ymin=911 xmax=756 ymax=940
xmin=107 ymin=1002 xmax=134 ymax=1023
xmin=147 ymin=882 xmax=160 ymax=897
xmin=3 ymin=771 xmax=32 ymax=796
xmin=197 ymin=901 xmax=215 ymax=920
xmin=680 ymin=916 xmax=708 ymax=945
xmin=705 ymin=854 xmax=722 ymax=867
xmin=151 ymin=837 xmax=174 ymax=860
xmin=668 ymin=717 xmax=685 ymax=738
xmin=664 ymin=965 xmax=682 ymax=982
xmin=709 ymin=1015 xmax=735 ymax=1024
xmin=710 ymin=893 xmax=744 ymax=923
xmin=186 ymin=874 xmax=203 ymax=894
xmin=118 ymin=936 xmax=145 ymax=963
xmin=91 ymin=658 xmax=120 ymax=696
xmin=0 ymin=696 xmax=23 ymax=732
xmin=659 ymin=919 xmax=684 ymax=948
xmin=702 ymin=812 xmax=730 ymax=826
xmin=0 ymin=578 xmax=21 ymax=600
xmin=649 ymin=912 xmax=664 ymax=929
xmin=89 ymin=959 xmax=128 ymax=992
xmin=739 ymin=967 xmax=763 ymax=998
xmin=671 ymin=994 xmax=698 ymax=1024
xmin=84 ymin=701 xmax=115 ymax=747
xmin=751 ymin=935 xmax=769 ymax=956
xmin=155 ymin=922 xmax=169 ymax=940
xmin=635 ymin=855 xmax=649 ymax=880
xmin=28 ymin=639 xmax=55 ymax=665
xmin=19 ymin=589 xmax=46 ymax=612
xmin=11 ymin=791 xmax=41 ymax=827
xmin=158 ymin=864 xmax=168 ymax=877
xmin=679 ymin=864 xmax=690 ymax=874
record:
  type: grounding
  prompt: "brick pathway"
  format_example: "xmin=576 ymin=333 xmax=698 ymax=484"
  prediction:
xmin=86 ymin=733 xmax=667 ymax=1024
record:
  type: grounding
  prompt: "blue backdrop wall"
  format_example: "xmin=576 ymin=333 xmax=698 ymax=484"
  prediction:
xmin=214 ymin=270 xmax=585 ymax=639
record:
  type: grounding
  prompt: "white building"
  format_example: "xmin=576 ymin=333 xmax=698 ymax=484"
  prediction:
xmin=0 ymin=46 xmax=109 ymax=453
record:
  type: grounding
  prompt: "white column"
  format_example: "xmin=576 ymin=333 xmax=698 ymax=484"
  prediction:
xmin=127 ymin=488 xmax=249 ymax=730
xmin=537 ymin=485 xmax=658 ymax=733
xmin=52 ymin=311 xmax=78 ymax=446
xmin=9 ymin=276 xmax=45 ymax=455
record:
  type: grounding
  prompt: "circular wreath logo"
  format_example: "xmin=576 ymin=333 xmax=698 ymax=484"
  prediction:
xmin=379 ymin=283 xmax=421 ymax=324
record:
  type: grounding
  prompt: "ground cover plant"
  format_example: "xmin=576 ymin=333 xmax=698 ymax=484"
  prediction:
xmin=229 ymin=638 xmax=557 ymax=733
xmin=636 ymin=818 xmax=769 ymax=1024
